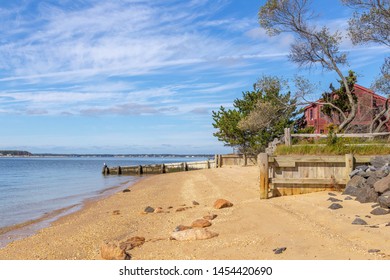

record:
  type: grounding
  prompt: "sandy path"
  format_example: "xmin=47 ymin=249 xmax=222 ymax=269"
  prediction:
xmin=0 ymin=166 xmax=389 ymax=260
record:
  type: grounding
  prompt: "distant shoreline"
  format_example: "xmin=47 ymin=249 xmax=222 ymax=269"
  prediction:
xmin=0 ymin=152 xmax=214 ymax=158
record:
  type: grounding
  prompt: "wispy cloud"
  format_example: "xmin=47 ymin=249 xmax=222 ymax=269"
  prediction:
xmin=0 ymin=0 xmax=387 ymax=153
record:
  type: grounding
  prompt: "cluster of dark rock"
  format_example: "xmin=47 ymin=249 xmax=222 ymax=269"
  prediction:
xmin=343 ymin=156 xmax=390 ymax=213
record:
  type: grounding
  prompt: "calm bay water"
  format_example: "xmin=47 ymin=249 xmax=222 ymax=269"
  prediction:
xmin=0 ymin=156 xmax=207 ymax=247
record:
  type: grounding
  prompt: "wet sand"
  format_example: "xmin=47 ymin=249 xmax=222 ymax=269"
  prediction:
xmin=0 ymin=166 xmax=389 ymax=260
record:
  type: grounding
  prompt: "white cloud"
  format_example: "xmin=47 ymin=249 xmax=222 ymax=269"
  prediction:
xmin=0 ymin=0 xmax=386 ymax=118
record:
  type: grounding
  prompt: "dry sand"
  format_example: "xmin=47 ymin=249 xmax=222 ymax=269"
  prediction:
xmin=0 ymin=166 xmax=390 ymax=260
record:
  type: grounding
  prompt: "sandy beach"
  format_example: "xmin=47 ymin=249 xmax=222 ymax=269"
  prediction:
xmin=0 ymin=166 xmax=389 ymax=260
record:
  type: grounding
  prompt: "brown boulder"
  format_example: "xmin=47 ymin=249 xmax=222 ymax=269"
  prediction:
xmin=100 ymin=242 xmax=130 ymax=260
xmin=203 ymin=214 xmax=218 ymax=220
xmin=191 ymin=219 xmax=212 ymax=228
xmin=119 ymin=236 xmax=145 ymax=251
xmin=170 ymin=228 xmax=219 ymax=241
xmin=213 ymin=199 xmax=233 ymax=209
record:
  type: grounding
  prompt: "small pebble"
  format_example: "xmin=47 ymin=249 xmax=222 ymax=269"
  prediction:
xmin=352 ymin=218 xmax=368 ymax=225
xmin=328 ymin=203 xmax=343 ymax=210
xmin=144 ymin=206 xmax=155 ymax=213
xmin=328 ymin=197 xmax=342 ymax=202
xmin=370 ymin=208 xmax=390 ymax=216
xmin=368 ymin=249 xmax=381 ymax=253
xmin=273 ymin=247 xmax=287 ymax=254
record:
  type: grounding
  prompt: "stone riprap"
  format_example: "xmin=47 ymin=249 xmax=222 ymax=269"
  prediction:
xmin=343 ymin=156 xmax=390 ymax=213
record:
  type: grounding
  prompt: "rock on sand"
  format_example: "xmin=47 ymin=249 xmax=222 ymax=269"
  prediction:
xmin=213 ymin=199 xmax=233 ymax=209
xmin=170 ymin=228 xmax=218 ymax=241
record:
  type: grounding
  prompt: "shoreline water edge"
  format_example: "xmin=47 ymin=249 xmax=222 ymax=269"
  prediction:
xmin=0 ymin=156 xmax=209 ymax=250
xmin=0 ymin=177 xmax=142 ymax=249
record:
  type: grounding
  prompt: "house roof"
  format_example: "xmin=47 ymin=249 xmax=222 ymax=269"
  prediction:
xmin=303 ymin=84 xmax=388 ymax=111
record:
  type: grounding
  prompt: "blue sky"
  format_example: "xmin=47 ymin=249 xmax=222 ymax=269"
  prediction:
xmin=0 ymin=0 xmax=388 ymax=154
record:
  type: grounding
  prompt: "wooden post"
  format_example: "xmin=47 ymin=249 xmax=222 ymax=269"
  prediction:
xmin=161 ymin=164 xmax=165 ymax=174
xmin=207 ymin=160 xmax=210 ymax=169
xmin=218 ymin=155 xmax=223 ymax=168
xmin=345 ymin=153 xmax=354 ymax=181
xmin=242 ymin=154 xmax=247 ymax=166
xmin=102 ymin=165 xmax=110 ymax=175
xmin=284 ymin=127 xmax=291 ymax=147
xmin=138 ymin=165 xmax=143 ymax=175
xmin=258 ymin=153 xmax=269 ymax=199
xmin=118 ymin=166 xmax=122 ymax=175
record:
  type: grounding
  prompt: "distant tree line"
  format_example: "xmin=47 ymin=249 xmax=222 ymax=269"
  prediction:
xmin=0 ymin=150 xmax=32 ymax=156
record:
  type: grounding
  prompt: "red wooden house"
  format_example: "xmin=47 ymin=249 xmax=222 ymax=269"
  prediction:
xmin=303 ymin=84 xmax=390 ymax=133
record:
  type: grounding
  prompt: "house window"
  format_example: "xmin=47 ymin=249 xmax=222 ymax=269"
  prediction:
xmin=309 ymin=109 xmax=313 ymax=120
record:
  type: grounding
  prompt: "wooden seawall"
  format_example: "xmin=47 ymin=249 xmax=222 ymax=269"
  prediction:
xmin=102 ymin=160 xmax=216 ymax=176
xmin=258 ymin=153 xmax=372 ymax=199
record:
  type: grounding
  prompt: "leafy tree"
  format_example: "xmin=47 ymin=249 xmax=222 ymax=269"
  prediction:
xmin=321 ymin=70 xmax=358 ymax=124
xmin=212 ymin=76 xmax=297 ymax=155
xmin=258 ymin=0 xmax=358 ymax=131
xmin=342 ymin=1 xmax=390 ymax=95
xmin=239 ymin=76 xmax=297 ymax=135
xmin=373 ymin=58 xmax=390 ymax=96
xmin=342 ymin=0 xmax=390 ymax=47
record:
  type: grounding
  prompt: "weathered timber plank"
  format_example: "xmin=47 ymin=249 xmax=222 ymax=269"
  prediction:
xmin=271 ymin=178 xmax=348 ymax=185
xmin=270 ymin=155 xmax=372 ymax=165
xmin=354 ymin=156 xmax=372 ymax=163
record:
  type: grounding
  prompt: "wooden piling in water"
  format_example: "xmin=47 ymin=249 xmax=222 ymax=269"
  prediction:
xmin=102 ymin=165 xmax=109 ymax=175
xmin=104 ymin=158 xmax=219 ymax=176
